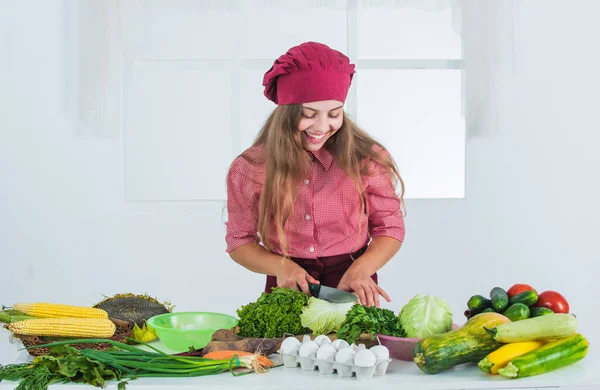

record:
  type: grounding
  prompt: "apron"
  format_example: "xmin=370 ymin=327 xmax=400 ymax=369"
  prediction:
xmin=264 ymin=245 xmax=377 ymax=293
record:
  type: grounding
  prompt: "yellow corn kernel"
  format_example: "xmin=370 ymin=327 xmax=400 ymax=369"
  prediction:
xmin=7 ymin=317 xmax=116 ymax=338
xmin=13 ymin=302 xmax=108 ymax=319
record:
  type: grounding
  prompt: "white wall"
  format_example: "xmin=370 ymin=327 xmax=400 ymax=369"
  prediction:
xmin=2 ymin=0 xmax=599 ymax=366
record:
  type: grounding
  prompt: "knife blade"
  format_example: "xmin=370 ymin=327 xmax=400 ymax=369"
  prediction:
xmin=307 ymin=283 xmax=357 ymax=304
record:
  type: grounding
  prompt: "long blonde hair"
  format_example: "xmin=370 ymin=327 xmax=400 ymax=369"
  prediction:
xmin=233 ymin=104 xmax=405 ymax=258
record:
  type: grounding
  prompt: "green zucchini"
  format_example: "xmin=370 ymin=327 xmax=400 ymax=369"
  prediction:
xmin=530 ymin=307 xmax=554 ymax=317
xmin=497 ymin=333 xmax=589 ymax=378
xmin=490 ymin=287 xmax=509 ymax=312
xmin=467 ymin=295 xmax=493 ymax=315
xmin=485 ymin=313 xmax=578 ymax=343
xmin=414 ymin=312 xmax=511 ymax=374
xmin=502 ymin=303 xmax=530 ymax=321
xmin=509 ymin=290 xmax=538 ymax=307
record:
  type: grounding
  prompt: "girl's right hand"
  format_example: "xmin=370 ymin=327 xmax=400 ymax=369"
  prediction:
xmin=276 ymin=258 xmax=320 ymax=295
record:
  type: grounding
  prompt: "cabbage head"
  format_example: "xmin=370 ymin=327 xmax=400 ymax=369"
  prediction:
xmin=398 ymin=294 xmax=453 ymax=338
xmin=300 ymin=297 xmax=354 ymax=335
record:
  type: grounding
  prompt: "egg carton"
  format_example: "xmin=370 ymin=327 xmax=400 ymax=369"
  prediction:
xmin=277 ymin=335 xmax=391 ymax=381
xmin=279 ymin=351 xmax=391 ymax=380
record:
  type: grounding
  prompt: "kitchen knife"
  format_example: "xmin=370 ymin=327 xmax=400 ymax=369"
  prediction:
xmin=307 ymin=283 xmax=358 ymax=304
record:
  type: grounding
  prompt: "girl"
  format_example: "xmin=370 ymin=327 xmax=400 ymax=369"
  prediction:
xmin=225 ymin=42 xmax=405 ymax=308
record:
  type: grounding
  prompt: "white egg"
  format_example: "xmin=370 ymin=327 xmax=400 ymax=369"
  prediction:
xmin=280 ymin=337 xmax=301 ymax=354
xmin=354 ymin=349 xmax=377 ymax=367
xmin=316 ymin=343 xmax=337 ymax=361
xmin=369 ymin=345 xmax=390 ymax=361
xmin=335 ymin=346 xmax=357 ymax=364
xmin=298 ymin=340 xmax=319 ymax=358
xmin=331 ymin=339 xmax=349 ymax=351
xmin=313 ymin=334 xmax=332 ymax=346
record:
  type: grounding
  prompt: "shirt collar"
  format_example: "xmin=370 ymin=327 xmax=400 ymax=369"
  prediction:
xmin=310 ymin=147 xmax=334 ymax=171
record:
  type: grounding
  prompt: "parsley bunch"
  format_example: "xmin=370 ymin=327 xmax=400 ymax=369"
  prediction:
xmin=336 ymin=304 xmax=406 ymax=344
xmin=236 ymin=287 xmax=310 ymax=338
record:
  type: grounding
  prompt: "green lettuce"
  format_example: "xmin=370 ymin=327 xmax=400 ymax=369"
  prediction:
xmin=300 ymin=297 xmax=353 ymax=335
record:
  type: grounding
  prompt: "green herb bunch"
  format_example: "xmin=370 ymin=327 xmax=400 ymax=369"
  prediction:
xmin=236 ymin=287 xmax=310 ymax=338
xmin=336 ymin=304 xmax=406 ymax=344
xmin=0 ymin=345 xmax=124 ymax=390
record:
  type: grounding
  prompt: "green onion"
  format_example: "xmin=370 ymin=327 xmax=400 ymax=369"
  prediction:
xmin=24 ymin=338 xmax=272 ymax=379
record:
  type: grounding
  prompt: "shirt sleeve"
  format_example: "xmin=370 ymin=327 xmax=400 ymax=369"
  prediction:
xmin=364 ymin=159 xmax=406 ymax=243
xmin=225 ymin=161 xmax=261 ymax=253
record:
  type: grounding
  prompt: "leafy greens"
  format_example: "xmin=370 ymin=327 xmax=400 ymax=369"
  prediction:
xmin=300 ymin=297 xmax=353 ymax=335
xmin=236 ymin=287 xmax=310 ymax=338
xmin=0 ymin=345 xmax=125 ymax=390
xmin=336 ymin=304 xmax=406 ymax=344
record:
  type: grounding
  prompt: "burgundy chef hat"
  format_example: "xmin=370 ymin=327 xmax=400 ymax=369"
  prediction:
xmin=263 ymin=41 xmax=356 ymax=105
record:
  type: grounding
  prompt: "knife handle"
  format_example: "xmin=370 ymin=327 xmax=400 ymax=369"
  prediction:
xmin=298 ymin=283 xmax=321 ymax=297
xmin=308 ymin=283 xmax=321 ymax=298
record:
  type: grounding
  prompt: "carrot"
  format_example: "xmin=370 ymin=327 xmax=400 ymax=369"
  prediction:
xmin=203 ymin=350 xmax=273 ymax=368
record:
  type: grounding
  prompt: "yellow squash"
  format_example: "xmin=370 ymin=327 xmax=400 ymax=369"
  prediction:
xmin=478 ymin=340 xmax=545 ymax=374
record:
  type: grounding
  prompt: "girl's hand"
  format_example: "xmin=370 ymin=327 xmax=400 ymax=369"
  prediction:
xmin=337 ymin=264 xmax=391 ymax=308
xmin=276 ymin=258 xmax=320 ymax=295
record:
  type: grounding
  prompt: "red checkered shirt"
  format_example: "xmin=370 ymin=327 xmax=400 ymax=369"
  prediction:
xmin=225 ymin=145 xmax=405 ymax=259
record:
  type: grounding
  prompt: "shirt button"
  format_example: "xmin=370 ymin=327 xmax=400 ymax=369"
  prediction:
xmin=309 ymin=246 xmax=315 ymax=253
xmin=305 ymin=214 xmax=311 ymax=221
xmin=304 ymin=179 xmax=310 ymax=185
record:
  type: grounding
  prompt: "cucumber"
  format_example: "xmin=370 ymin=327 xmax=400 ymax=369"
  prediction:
xmin=490 ymin=287 xmax=509 ymax=312
xmin=485 ymin=313 xmax=578 ymax=343
xmin=497 ymin=333 xmax=588 ymax=378
xmin=502 ymin=303 xmax=530 ymax=321
xmin=467 ymin=295 xmax=493 ymax=315
xmin=530 ymin=307 xmax=554 ymax=317
xmin=481 ymin=307 xmax=495 ymax=313
xmin=509 ymin=290 xmax=538 ymax=307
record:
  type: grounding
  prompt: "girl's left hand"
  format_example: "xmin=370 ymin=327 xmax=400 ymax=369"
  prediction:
xmin=337 ymin=265 xmax=391 ymax=308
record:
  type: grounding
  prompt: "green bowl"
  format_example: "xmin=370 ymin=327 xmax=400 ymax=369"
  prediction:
xmin=147 ymin=311 xmax=238 ymax=351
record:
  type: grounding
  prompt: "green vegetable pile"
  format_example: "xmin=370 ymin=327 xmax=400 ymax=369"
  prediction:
xmin=0 ymin=337 xmax=271 ymax=389
xmin=236 ymin=288 xmax=310 ymax=338
xmin=336 ymin=304 xmax=406 ymax=344
xmin=0 ymin=345 xmax=125 ymax=390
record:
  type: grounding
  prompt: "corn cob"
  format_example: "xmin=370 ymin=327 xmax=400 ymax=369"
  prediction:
xmin=7 ymin=317 xmax=116 ymax=338
xmin=13 ymin=302 xmax=108 ymax=319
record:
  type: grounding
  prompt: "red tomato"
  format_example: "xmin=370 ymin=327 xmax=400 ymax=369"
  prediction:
xmin=534 ymin=291 xmax=570 ymax=313
xmin=506 ymin=284 xmax=537 ymax=299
